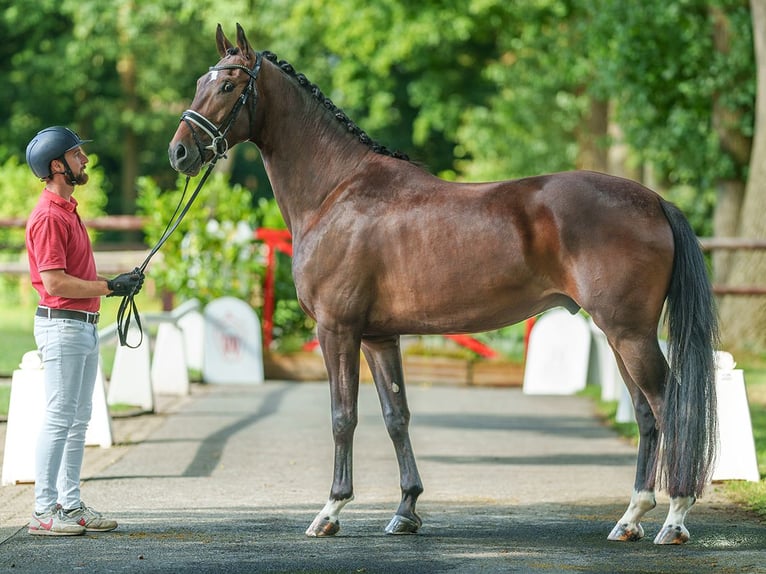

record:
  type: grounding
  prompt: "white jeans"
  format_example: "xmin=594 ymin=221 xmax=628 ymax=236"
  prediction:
xmin=33 ymin=316 xmax=99 ymax=513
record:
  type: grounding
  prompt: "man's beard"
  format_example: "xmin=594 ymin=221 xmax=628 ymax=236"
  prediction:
xmin=71 ymin=169 xmax=89 ymax=186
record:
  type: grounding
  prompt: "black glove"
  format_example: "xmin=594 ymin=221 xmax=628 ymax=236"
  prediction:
xmin=107 ymin=268 xmax=145 ymax=297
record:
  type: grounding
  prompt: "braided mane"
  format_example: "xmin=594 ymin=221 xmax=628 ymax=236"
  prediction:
xmin=261 ymin=51 xmax=410 ymax=161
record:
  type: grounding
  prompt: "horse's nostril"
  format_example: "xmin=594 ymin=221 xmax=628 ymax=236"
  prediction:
xmin=174 ymin=143 xmax=187 ymax=161
xmin=169 ymin=143 xmax=188 ymax=170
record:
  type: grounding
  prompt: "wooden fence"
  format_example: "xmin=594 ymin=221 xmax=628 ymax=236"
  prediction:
xmin=698 ymin=238 xmax=766 ymax=296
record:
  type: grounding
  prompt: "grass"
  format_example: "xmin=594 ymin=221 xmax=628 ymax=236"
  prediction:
xmin=0 ymin=293 xmax=36 ymax=375
xmin=0 ymin=384 xmax=9 ymax=414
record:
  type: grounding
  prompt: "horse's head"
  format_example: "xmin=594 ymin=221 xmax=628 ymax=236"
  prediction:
xmin=168 ymin=23 xmax=261 ymax=176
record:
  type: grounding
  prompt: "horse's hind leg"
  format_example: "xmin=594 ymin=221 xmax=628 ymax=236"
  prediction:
xmin=362 ymin=335 xmax=424 ymax=534
xmin=606 ymin=335 xmax=700 ymax=545
xmin=608 ymin=378 xmax=658 ymax=541
xmin=604 ymin=335 xmax=665 ymax=542
xmin=654 ymin=495 xmax=695 ymax=544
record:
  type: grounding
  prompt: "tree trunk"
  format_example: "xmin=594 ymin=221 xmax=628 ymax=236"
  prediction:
xmin=121 ymin=124 xmax=138 ymax=214
xmin=713 ymin=180 xmax=745 ymax=280
xmin=718 ymin=0 xmax=766 ymax=354
xmin=576 ymin=97 xmax=609 ymax=172
xmin=607 ymin=102 xmax=641 ymax=181
xmin=710 ymin=5 xmax=751 ymax=282
xmin=118 ymin=1 xmax=138 ymax=215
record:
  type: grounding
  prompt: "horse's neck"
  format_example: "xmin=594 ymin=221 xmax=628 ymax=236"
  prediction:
xmin=256 ymin=65 xmax=370 ymax=235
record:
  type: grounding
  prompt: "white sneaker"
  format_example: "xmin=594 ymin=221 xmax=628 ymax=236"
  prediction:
xmin=28 ymin=506 xmax=86 ymax=536
xmin=63 ymin=502 xmax=118 ymax=532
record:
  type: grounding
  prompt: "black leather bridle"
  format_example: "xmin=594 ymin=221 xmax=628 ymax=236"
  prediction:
xmin=180 ymin=50 xmax=264 ymax=164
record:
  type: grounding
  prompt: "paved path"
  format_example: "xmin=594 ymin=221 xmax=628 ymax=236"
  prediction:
xmin=0 ymin=381 xmax=763 ymax=573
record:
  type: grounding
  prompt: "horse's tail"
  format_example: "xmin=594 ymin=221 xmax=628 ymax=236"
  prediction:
xmin=658 ymin=199 xmax=718 ymax=497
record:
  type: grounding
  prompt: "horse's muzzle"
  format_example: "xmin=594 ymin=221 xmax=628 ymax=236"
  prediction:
xmin=168 ymin=141 xmax=201 ymax=176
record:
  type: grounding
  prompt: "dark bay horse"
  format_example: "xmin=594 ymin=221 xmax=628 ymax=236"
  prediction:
xmin=169 ymin=24 xmax=718 ymax=545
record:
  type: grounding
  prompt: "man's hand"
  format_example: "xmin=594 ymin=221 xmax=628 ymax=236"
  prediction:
xmin=107 ymin=268 xmax=145 ymax=297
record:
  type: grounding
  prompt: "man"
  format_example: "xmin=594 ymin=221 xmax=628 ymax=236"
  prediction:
xmin=24 ymin=126 xmax=144 ymax=536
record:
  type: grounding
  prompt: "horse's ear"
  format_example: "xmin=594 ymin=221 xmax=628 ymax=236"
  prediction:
xmin=235 ymin=23 xmax=253 ymax=60
xmin=216 ymin=24 xmax=234 ymax=58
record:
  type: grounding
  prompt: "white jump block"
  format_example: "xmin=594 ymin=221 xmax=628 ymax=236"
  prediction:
xmin=523 ymin=309 xmax=591 ymax=395
xmin=84 ymin=361 xmax=114 ymax=448
xmin=203 ymin=296 xmax=264 ymax=384
xmin=2 ymin=351 xmax=112 ymax=486
xmin=107 ymin=327 xmax=154 ymax=411
xmin=177 ymin=309 xmax=204 ymax=372
xmin=615 ymin=382 xmax=636 ymax=424
xmin=588 ymin=320 xmax=625 ymax=402
xmin=2 ymin=352 xmax=45 ymax=485
xmin=712 ymin=363 xmax=760 ymax=482
xmin=151 ymin=322 xmax=190 ymax=396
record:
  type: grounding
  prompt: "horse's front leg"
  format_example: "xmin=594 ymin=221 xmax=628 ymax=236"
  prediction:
xmin=362 ymin=335 xmax=424 ymax=535
xmin=305 ymin=325 xmax=361 ymax=537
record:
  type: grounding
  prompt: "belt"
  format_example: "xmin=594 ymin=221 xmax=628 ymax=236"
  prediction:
xmin=36 ymin=307 xmax=100 ymax=324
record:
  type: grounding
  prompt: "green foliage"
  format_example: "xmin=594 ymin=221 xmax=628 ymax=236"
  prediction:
xmin=0 ymin=0 xmax=234 ymax=203
xmin=136 ymin=172 xmax=315 ymax=348
xmin=0 ymin=295 xmax=36 ymax=378
xmin=0 ymin=155 xmax=107 ymax=245
xmin=136 ymin=172 xmax=262 ymax=304
xmin=586 ymin=0 xmax=754 ymax=233
xmin=254 ymin=0 xmax=753 ymax=238
xmin=0 ymin=0 xmax=757 ymax=240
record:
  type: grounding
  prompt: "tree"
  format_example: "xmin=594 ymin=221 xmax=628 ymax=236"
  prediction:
xmin=718 ymin=0 xmax=766 ymax=353
xmin=0 ymin=0 xmax=231 ymax=213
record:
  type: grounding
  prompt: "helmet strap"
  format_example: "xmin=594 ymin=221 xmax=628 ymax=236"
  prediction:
xmin=51 ymin=156 xmax=81 ymax=186
xmin=60 ymin=156 xmax=78 ymax=186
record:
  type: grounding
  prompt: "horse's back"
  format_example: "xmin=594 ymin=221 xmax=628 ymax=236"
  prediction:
xmin=297 ymin=165 xmax=675 ymax=335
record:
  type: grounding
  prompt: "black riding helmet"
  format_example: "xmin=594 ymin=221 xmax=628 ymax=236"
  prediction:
xmin=25 ymin=126 xmax=92 ymax=180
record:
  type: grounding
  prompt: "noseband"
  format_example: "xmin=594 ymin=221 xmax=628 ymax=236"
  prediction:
xmin=180 ymin=50 xmax=264 ymax=164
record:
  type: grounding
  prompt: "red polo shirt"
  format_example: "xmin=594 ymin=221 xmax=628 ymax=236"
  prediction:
xmin=25 ymin=189 xmax=100 ymax=312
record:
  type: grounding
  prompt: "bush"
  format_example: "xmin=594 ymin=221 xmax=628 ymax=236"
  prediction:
xmin=136 ymin=172 xmax=315 ymax=349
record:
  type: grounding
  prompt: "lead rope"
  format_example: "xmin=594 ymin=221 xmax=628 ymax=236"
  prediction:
xmin=115 ymin=159 xmax=218 ymax=348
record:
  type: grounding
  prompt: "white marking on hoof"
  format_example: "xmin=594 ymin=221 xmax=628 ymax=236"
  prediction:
xmin=653 ymin=523 xmax=690 ymax=545
xmin=654 ymin=495 xmax=695 ymax=545
xmin=305 ymin=497 xmax=352 ymax=537
xmin=607 ymin=521 xmax=645 ymax=542
xmin=608 ymin=490 xmax=656 ymax=542
xmin=305 ymin=515 xmax=339 ymax=537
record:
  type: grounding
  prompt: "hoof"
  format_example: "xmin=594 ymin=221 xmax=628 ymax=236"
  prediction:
xmin=384 ymin=514 xmax=420 ymax=535
xmin=607 ymin=522 xmax=644 ymax=542
xmin=305 ymin=516 xmax=340 ymax=537
xmin=653 ymin=524 xmax=689 ymax=545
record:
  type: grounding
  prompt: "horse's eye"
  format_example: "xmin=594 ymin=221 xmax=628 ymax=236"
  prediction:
xmin=222 ymin=82 xmax=235 ymax=93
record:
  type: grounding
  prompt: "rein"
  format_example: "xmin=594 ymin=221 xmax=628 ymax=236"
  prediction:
xmin=115 ymin=52 xmax=263 ymax=348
